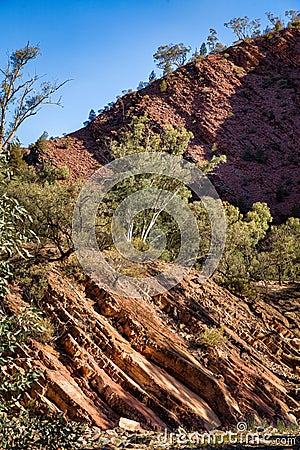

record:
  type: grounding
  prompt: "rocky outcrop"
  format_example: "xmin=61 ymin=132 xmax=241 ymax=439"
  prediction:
xmin=8 ymin=267 xmax=300 ymax=430
xmin=40 ymin=28 xmax=300 ymax=220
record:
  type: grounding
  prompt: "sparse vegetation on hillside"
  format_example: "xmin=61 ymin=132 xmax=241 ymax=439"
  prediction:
xmin=1 ymin=12 xmax=300 ymax=443
xmin=83 ymin=9 xmax=299 ymax=124
xmin=153 ymin=43 xmax=191 ymax=75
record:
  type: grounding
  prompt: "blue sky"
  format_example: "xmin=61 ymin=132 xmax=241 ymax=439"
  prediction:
xmin=1 ymin=0 xmax=298 ymax=145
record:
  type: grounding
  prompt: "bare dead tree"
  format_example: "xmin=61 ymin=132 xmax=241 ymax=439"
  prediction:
xmin=0 ymin=43 xmax=70 ymax=152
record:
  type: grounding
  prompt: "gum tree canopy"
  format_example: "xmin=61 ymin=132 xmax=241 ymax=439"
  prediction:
xmin=0 ymin=43 xmax=69 ymax=152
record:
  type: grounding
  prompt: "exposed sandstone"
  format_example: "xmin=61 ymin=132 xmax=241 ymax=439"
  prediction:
xmin=7 ymin=267 xmax=300 ymax=431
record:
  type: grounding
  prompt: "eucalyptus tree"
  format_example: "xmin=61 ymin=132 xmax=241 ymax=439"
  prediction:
xmin=0 ymin=43 xmax=68 ymax=152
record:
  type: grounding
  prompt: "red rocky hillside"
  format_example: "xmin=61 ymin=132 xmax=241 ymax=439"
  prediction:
xmin=39 ymin=27 xmax=300 ymax=220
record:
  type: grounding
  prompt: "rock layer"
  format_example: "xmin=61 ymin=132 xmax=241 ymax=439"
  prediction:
xmin=8 ymin=267 xmax=300 ymax=430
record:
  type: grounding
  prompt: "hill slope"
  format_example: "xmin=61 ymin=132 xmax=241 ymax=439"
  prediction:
xmin=41 ymin=27 xmax=300 ymax=219
xmin=7 ymin=266 xmax=300 ymax=430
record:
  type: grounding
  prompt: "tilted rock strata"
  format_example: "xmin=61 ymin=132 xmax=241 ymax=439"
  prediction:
xmin=8 ymin=267 xmax=300 ymax=430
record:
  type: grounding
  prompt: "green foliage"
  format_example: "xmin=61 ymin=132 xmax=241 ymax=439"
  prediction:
xmin=60 ymin=137 xmax=72 ymax=149
xmin=137 ymin=80 xmax=149 ymax=91
xmin=1 ymin=145 xmax=79 ymax=258
xmin=0 ymin=43 xmax=68 ymax=152
xmin=15 ymin=263 xmax=50 ymax=305
xmin=217 ymin=202 xmax=300 ymax=291
xmin=197 ymin=154 xmax=227 ymax=175
xmin=96 ymin=116 xmax=227 ymax=270
xmin=0 ymin=194 xmax=34 ymax=259
xmin=0 ymin=187 xmax=83 ymax=447
xmin=153 ymin=43 xmax=191 ymax=75
xmin=275 ymin=184 xmax=289 ymax=203
xmin=260 ymin=218 xmax=300 ymax=284
xmin=0 ymin=192 xmax=36 ymax=298
xmin=219 ymin=276 xmax=258 ymax=298
xmin=189 ymin=200 xmax=211 ymax=264
xmin=265 ymin=12 xmax=284 ymax=32
xmin=0 ymin=306 xmax=52 ymax=416
xmin=206 ymin=29 xmax=226 ymax=54
xmin=219 ymin=202 xmax=272 ymax=287
xmin=276 ymin=421 xmax=299 ymax=433
xmin=110 ymin=115 xmax=193 ymax=159
xmin=191 ymin=43 xmax=208 ymax=61
xmin=211 ymin=142 xmax=218 ymax=153
xmin=37 ymin=164 xmax=70 ymax=184
xmin=2 ymin=180 xmax=79 ymax=260
xmin=200 ymin=42 xmax=207 ymax=56
xmin=224 ymin=16 xmax=261 ymax=40
xmin=242 ymin=146 xmax=267 ymax=164
xmin=100 ymin=116 xmax=227 ymax=266
xmin=0 ymin=262 xmax=12 ymax=300
xmin=148 ymin=70 xmax=157 ymax=83
xmin=160 ymin=79 xmax=167 ymax=92
xmin=4 ymin=138 xmax=70 ymax=185
xmin=197 ymin=326 xmax=225 ymax=348
xmin=6 ymin=142 xmax=29 ymax=176
xmin=35 ymin=131 xmax=48 ymax=151
xmin=83 ymin=108 xmax=97 ymax=126
xmin=285 ymin=10 xmax=300 ymax=28
xmin=61 ymin=253 xmax=88 ymax=283
xmin=0 ymin=411 xmax=88 ymax=449
xmin=98 ymin=116 xmax=195 ymax=259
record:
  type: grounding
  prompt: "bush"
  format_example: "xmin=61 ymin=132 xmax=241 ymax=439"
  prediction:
xmin=7 ymin=143 xmax=30 ymax=176
xmin=15 ymin=263 xmax=49 ymax=305
xmin=0 ymin=306 xmax=53 ymax=415
xmin=0 ymin=307 xmax=71 ymax=450
xmin=36 ymin=164 xmax=70 ymax=184
xmin=276 ymin=185 xmax=288 ymax=202
xmin=2 ymin=181 xmax=80 ymax=259
xmin=0 ymin=412 xmax=88 ymax=449
xmin=61 ymin=254 xmax=88 ymax=283
xmin=220 ymin=276 xmax=258 ymax=298
xmin=160 ymin=79 xmax=167 ymax=92
xmin=197 ymin=326 xmax=225 ymax=348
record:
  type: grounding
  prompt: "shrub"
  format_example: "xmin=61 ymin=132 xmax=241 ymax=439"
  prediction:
xmin=248 ymin=126 xmax=257 ymax=134
xmin=160 ymin=79 xmax=167 ymax=92
xmin=0 ymin=306 xmax=52 ymax=415
xmin=0 ymin=304 xmax=81 ymax=449
xmin=197 ymin=326 xmax=225 ymax=348
xmin=57 ymin=166 xmax=70 ymax=180
xmin=7 ymin=143 xmax=29 ymax=174
xmin=0 ymin=193 xmax=37 ymax=298
xmin=35 ymin=138 xmax=47 ymax=152
xmin=2 ymin=181 xmax=80 ymax=260
xmin=0 ymin=412 xmax=88 ymax=449
xmin=37 ymin=164 xmax=70 ymax=184
xmin=242 ymin=146 xmax=267 ymax=164
xmin=61 ymin=254 xmax=88 ymax=283
xmin=219 ymin=276 xmax=258 ymax=298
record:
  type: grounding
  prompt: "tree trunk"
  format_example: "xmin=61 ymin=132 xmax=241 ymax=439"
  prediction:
xmin=0 ymin=125 xmax=4 ymax=153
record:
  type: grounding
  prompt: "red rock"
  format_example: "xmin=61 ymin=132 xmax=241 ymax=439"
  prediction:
xmin=6 ymin=268 xmax=300 ymax=430
xmin=34 ymin=28 xmax=300 ymax=221
xmin=119 ymin=417 xmax=142 ymax=432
